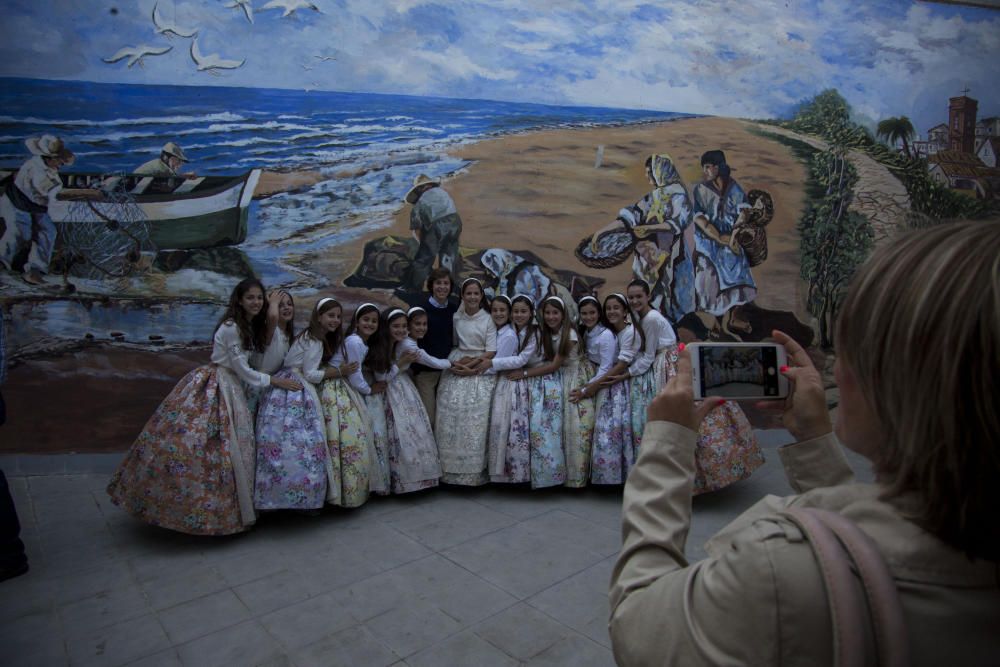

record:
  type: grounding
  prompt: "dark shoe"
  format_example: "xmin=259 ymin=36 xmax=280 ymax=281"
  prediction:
xmin=0 ymin=561 xmax=29 ymax=583
xmin=21 ymin=269 xmax=45 ymax=286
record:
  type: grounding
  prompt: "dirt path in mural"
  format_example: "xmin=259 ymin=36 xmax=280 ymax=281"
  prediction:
xmin=749 ymin=124 xmax=912 ymax=245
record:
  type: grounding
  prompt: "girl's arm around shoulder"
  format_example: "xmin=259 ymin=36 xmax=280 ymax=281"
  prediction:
xmin=300 ymin=337 xmax=326 ymax=385
xmin=214 ymin=321 xmax=271 ymax=388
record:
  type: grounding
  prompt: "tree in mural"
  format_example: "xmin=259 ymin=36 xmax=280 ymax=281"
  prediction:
xmin=798 ymin=149 xmax=874 ymax=349
xmin=787 ymin=89 xmax=852 ymax=139
xmin=876 ymin=116 xmax=916 ymax=158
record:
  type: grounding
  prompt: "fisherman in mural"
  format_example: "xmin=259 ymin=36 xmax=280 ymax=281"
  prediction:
xmin=0 ymin=135 xmax=74 ymax=285
xmin=134 ymin=141 xmax=195 ymax=178
xmin=402 ymin=174 xmax=463 ymax=292
xmin=692 ymin=150 xmax=756 ymax=335
xmin=583 ymin=154 xmax=696 ymax=322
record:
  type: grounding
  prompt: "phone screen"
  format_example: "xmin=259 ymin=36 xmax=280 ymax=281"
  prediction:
xmin=697 ymin=345 xmax=781 ymax=398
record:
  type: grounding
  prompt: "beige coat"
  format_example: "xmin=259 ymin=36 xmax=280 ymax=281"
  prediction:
xmin=609 ymin=422 xmax=1000 ymax=666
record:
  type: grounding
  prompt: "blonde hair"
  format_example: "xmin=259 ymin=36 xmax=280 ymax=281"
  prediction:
xmin=835 ymin=220 xmax=1000 ymax=560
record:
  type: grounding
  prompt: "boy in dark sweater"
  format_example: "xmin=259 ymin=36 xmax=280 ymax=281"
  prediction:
xmin=412 ymin=268 xmax=458 ymax=423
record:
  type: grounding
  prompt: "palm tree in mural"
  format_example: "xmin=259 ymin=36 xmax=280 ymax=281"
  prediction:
xmin=876 ymin=116 xmax=916 ymax=158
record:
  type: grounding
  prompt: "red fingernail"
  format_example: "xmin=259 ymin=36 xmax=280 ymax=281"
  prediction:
xmin=780 ymin=365 xmax=789 ymax=373
xmin=678 ymin=342 xmax=686 ymax=351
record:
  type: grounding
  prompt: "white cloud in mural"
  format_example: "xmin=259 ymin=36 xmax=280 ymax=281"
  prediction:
xmin=1 ymin=0 xmax=998 ymax=131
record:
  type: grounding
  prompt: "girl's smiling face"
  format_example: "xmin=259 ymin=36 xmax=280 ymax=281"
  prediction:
xmin=389 ymin=316 xmax=408 ymax=342
xmin=605 ymin=299 xmax=626 ymax=327
xmin=319 ymin=306 xmax=342 ymax=333
xmin=240 ymin=286 xmax=265 ymax=317
xmin=542 ymin=303 xmax=564 ymax=331
xmin=512 ymin=302 xmax=533 ymax=328
xmin=278 ymin=293 xmax=295 ymax=323
xmin=462 ymin=282 xmax=483 ymax=313
xmin=627 ymin=285 xmax=649 ymax=314
xmin=491 ymin=300 xmax=511 ymax=328
xmin=408 ymin=313 xmax=428 ymax=339
xmin=356 ymin=311 xmax=379 ymax=339
xmin=579 ymin=302 xmax=600 ymax=330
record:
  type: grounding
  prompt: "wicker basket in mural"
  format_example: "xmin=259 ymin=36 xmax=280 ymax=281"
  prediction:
xmin=734 ymin=189 xmax=774 ymax=267
xmin=575 ymin=227 xmax=637 ymax=269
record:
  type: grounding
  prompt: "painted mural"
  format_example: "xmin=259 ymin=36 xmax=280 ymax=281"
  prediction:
xmin=0 ymin=0 xmax=998 ymax=452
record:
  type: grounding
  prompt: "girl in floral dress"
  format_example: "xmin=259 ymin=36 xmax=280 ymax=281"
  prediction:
xmin=625 ymin=279 xmax=678 ymax=452
xmin=381 ymin=308 xmax=443 ymax=494
xmin=435 ymin=278 xmax=497 ymax=485
xmin=254 ymin=298 xmax=357 ymax=511
xmin=484 ymin=295 xmax=536 ymax=483
xmin=569 ymin=297 xmax=617 ymax=484
xmin=318 ymin=303 xmax=379 ymax=507
xmin=247 ymin=290 xmax=295 ymax=417
xmin=508 ymin=295 xmax=569 ymax=489
xmin=358 ymin=307 xmax=395 ymax=496
xmin=555 ymin=297 xmax=596 ymax=488
xmin=590 ymin=293 xmax=642 ymax=484
xmin=107 ymin=279 xmax=302 ymax=535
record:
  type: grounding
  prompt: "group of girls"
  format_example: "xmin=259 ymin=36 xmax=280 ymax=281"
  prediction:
xmin=107 ymin=272 xmax=762 ymax=537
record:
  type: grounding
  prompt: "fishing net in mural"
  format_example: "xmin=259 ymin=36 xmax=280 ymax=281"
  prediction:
xmin=57 ymin=178 xmax=156 ymax=280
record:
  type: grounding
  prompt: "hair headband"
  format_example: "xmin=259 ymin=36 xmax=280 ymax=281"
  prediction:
xmin=461 ymin=277 xmax=482 ymax=291
xmin=407 ymin=306 xmax=426 ymax=318
xmin=315 ymin=297 xmax=336 ymax=311
xmin=354 ymin=302 xmax=378 ymax=319
xmin=578 ymin=295 xmax=600 ymax=307
xmin=512 ymin=293 xmax=534 ymax=308
xmin=387 ymin=308 xmax=406 ymax=320
xmin=543 ymin=295 xmax=565 ymax=308
xmin=610 ymin=292 xmax=628 ymax=304
xmin=630 ymin=278 xmax=651 ymax=291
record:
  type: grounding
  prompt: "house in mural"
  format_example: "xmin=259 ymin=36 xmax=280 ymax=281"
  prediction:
xmin=912 ymin=123 xmax=950 ymax=158
xmin=975 ymin=116 xmax=1000 ymax=151
xmin=977 ymin=137 xmax=1000 ymax=168
xmin=927 ymin=150 xmax=1000 ymax=198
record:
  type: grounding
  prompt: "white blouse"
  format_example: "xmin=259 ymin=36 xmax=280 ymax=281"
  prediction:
xmin=329 ymin=333 xmax=372 ymax=395
xmin=615 ymin=324 xmax=641 ymax=366
xmin=489 ymin=324 xmax=536 ymax=373
xmin=453 ymin=308 xmax=498 ymax=353
xmin=397 ymin=337 xmax=450 ymax=373
xmin=252 ymin=328 xmax=290 ymax=376
xmin=283 ymin=335 xmax=325 ymax=385
xmin=629 ymin=310 xmax=678 ymax=377
xmin=586 ymin=324 xmax=617 ymax=379
xmin=210 ymin=321 xmax=270 ymax=388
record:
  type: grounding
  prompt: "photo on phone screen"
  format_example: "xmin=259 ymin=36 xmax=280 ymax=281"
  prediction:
xmin=697 ymin=345 xmax=782 ymax=398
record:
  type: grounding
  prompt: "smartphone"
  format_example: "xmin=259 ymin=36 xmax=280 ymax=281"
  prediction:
xmin=687 ymin=342 xmax=789 ymax=400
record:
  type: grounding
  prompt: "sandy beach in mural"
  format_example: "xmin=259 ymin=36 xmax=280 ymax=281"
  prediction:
xmin=2 ymin=116 xmax=808 ymax=453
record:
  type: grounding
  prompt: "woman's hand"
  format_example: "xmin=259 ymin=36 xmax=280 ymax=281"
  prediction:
xmin=266 ymin=290 xmax=283 ymax=319
xmin=339 ymin=361 xmax=359 ymax=376
xmin=504 ymin=369 xmax=527 ymax=381
xmin=370 ymin=381 xmax=387 ymax=395
xmin=599 ymin=372 xmax=628 ymax=387
xmin=271 ymin=376 xmax=303 ymax=392
xmin=756 ymin=330 xmax=832 ymax=442
xmin=399 ymin=350 xmax=420 ymax=365
xmin=646 ymin=348 xmax=720 ymax=431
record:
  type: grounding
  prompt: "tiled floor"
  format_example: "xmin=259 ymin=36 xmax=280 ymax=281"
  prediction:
xmin=1 ymin=431 xmax=871 ymax=666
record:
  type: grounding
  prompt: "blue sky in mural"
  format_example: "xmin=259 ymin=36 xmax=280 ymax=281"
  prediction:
xmin=1 ymin=0 xmax=997 ymax=133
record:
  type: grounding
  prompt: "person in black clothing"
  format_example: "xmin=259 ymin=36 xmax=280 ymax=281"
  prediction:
xmin=411 ymin=268 xmax=458 ymax=424
xmin=0 ymin=308 xmax=28 ymax=582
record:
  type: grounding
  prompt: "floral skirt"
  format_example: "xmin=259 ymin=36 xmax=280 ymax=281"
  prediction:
xmin=364 ymin=392 xmax=392 ymax=496
xmin=562 ymin=359 xmax=596 ymax=488
xmin=435 ymin=351 xmax=496 ymax=485
xmin=318 ymin=378 xmax=374 ymax=508
xmin=629 ymin=347 xmax=674 ymax=453
xmin=527 ymin=371 xmax=566 ymax=489
xmin=488 ymin=375 xmax=531 ymax=483
xmin=253 ymin=369 xmax=331 ymax=510
xmin=107 ymin=364 xmax=256 ymax=535
xmin=590 ymin=380 xmax=633 ymax=485
xmin=384 ymin=373 xmax=441 ymax=494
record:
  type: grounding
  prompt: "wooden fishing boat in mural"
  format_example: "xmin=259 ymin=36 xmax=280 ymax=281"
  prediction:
xmin=0 ymin=169 xmax=261 ymax=250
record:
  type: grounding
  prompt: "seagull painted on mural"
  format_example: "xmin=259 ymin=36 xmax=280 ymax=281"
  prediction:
xmin=224 ymin=0 xmax=254 ymax=24
xmin=260 ymin=0 xmax=321 ymax=18
xmin=152 ymin=3 xmax=198 ymax=39
xmin=190 ymin=38 xmax=245 ymax=75
xmin=313 ymin=54 xmax=337 ymax=62
xmin=103 ymin=45 xmax=173 ymax=69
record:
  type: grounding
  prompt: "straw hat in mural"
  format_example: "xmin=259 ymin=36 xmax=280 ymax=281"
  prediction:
xmin=161 ymin=142 xmax=189 ymax=162
xmin=25 ymin=135 xmax=74 ymax=163
xmin=404 ymin=174 xmax=441 ymax=204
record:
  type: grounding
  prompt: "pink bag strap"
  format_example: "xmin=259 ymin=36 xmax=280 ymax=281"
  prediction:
xmin=781 ymin=507 xmax=911 ymax=667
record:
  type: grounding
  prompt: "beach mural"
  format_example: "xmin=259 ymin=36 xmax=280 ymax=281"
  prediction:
xmin=1 ymin=0 xmax=998 ymax=452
